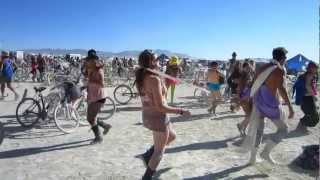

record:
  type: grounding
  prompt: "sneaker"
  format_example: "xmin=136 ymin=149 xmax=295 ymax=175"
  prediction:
xmin=296 ymin=121 xmax=309 ymax=134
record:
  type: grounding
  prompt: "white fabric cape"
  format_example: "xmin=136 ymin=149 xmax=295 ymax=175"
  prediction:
xmin=239 ymin=60 xmax=286 ymax=153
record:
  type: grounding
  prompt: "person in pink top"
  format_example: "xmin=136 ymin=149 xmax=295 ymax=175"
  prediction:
xmin=84 ymin=49 xmax=111 ymax=144
xmin=135 ymin=50 xmax=191 ymax=180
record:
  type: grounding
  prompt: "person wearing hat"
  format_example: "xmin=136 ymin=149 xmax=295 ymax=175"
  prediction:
xmin=135 ymin=50 xmax=191 ymax=180
xmin=84 ymin=49 xmax=111 ymax=144
xmin=0 ymin=51 xmax=19 ymax=100
xmin=165 ymin=56 xmax=182 ymax=104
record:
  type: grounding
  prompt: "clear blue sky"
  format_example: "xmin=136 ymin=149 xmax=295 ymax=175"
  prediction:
xmin=0 ymin=0 xmax=318 ymax=61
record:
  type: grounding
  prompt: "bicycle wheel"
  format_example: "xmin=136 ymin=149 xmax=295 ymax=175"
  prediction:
xmin=45 ymin=92 xmax=61 ymax=119
xmin=75 ymin=98 xmax=89 ymax=126
xmin=194 ymin=88 xmax=205 ymax=98
xmin=13 ymin=69 xmax=22 ymax=82
xmin=113 ymin=84 xmax=133 ymax=105
xmin=16 ymin=98 xmax=41 ymax=127
xmin=98 ymin=97 xmax=116 ymax=121
xmin=0 ymin=122 xmax=4 ymax=145
xmin=54 ymin=103 xmax=79 ymax=134
xmin=48 ymin=73 xmax=56 ymax=85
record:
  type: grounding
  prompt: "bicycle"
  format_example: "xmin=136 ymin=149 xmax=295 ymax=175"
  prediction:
xmin=113 ymin=80 xmax=139 ymax=105
xmin=15 ymin=87 xmax=61 ymax=128
xmin=75 ymin=87 xmax=117 ymax=125
xmin=53 ymin=90 xmax=80 ymax=134
xmin=193 ymin=81 xmax=209 ymax=102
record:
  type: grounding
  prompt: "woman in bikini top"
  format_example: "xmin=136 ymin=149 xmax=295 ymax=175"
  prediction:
xmin=135 ymin=50 xmax=190 ymax=180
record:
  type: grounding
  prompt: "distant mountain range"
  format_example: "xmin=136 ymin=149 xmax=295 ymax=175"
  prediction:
xmin=20 ymin=48 xmax=192 ymax=58
xmin=17 ymin=48 xmax=271 ymax=62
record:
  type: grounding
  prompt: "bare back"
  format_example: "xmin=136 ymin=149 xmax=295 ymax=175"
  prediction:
xmin=255 ymin=63 xmax=284 ymax=97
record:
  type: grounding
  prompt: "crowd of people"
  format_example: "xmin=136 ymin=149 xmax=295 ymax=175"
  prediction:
xmin=0 ymin=48 xmax=318 ymax=179
xmin=133 ymin=47 xmax=319 ymax=179
xmin=111 ymin=57 xmax=136 ymax=77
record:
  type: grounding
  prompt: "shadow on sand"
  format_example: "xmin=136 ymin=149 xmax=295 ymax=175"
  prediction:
xmin=170 ymin=113 xmax=212 ymax=123
xmin=0 ymin=139 xmax=91 ymax=159
xmin=153 ymin=167 xmax=172 ymax=180
xmin=116 ymin=106 xmax=142 ymax=112
xmin=288 ymin=162 xmax=319 ymax=178
xmin=0 ymin=115 xmax=68 ymax=140
xmin=211 ymin=114 xmax=245 ymax=121
xmin=170 ymin=101 xmax=209 ymax=109
xmin=166 ymin=137 xmax=238 ymax=154
xmin=232 ymin=129 xmax=312 ymax=148
xmin=184 ymin=164 xmax=268 ymax=180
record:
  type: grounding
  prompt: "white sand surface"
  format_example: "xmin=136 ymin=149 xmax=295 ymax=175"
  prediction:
xmin=0 ymin=82 xmax=318 ymax=180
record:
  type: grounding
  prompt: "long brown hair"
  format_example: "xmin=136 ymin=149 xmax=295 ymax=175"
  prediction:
xmin=135 ymin=50 xmax=156 ymax=95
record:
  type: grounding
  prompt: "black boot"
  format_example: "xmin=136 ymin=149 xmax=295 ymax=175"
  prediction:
xmin=296 ymin=121 xmax=308 ymax=133
xmin=91 ymin=125 xmax=103 ymax=144
xmin=142 ymin=146 xmax=154 ymax=167
xmin=142 ymin=167 xmax=155 ymax=180
xmin=97 ymin=120 xmax=112 ymax=135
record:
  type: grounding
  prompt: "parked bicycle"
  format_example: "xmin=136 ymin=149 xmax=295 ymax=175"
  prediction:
xmin=53 ymin=88 xmax=80 ymax=133
xmin=113 ymin=80 xmax=138 ymax=105
xmin=75 ymin=87 xmax=117 ymax=125
xmin=15 ymin=87 xmax=63 ymax=129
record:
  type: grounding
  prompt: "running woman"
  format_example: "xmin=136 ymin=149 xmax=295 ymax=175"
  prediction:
xmin=136 ymin=50 xmax=190 ymax=180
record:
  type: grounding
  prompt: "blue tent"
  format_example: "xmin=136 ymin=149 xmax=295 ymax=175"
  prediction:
xmin=286 ymin=54 xmax=312 ymax=72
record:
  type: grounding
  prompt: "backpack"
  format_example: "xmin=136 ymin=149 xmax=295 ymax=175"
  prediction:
xmin=1 ymin=59 xmax=14 ymax=79
xmin=292 ymin=145 xmax=319 ymax=171
xmin=292 ymin=74 xmax=306 ymax=105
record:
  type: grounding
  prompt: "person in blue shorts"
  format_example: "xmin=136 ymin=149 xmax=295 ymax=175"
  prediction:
xmin=206 ymin=61 xmax=225 ymax=115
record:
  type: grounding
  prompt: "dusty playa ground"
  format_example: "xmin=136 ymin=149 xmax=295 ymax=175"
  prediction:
xmin=0 ymin=82 xmax=319 ymax=180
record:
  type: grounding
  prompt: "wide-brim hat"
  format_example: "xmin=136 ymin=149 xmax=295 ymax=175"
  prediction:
xmin=1 ymin=51 xmax=9 ymax=57
xmin=86 ymin=49 xmax=99 ymax=60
